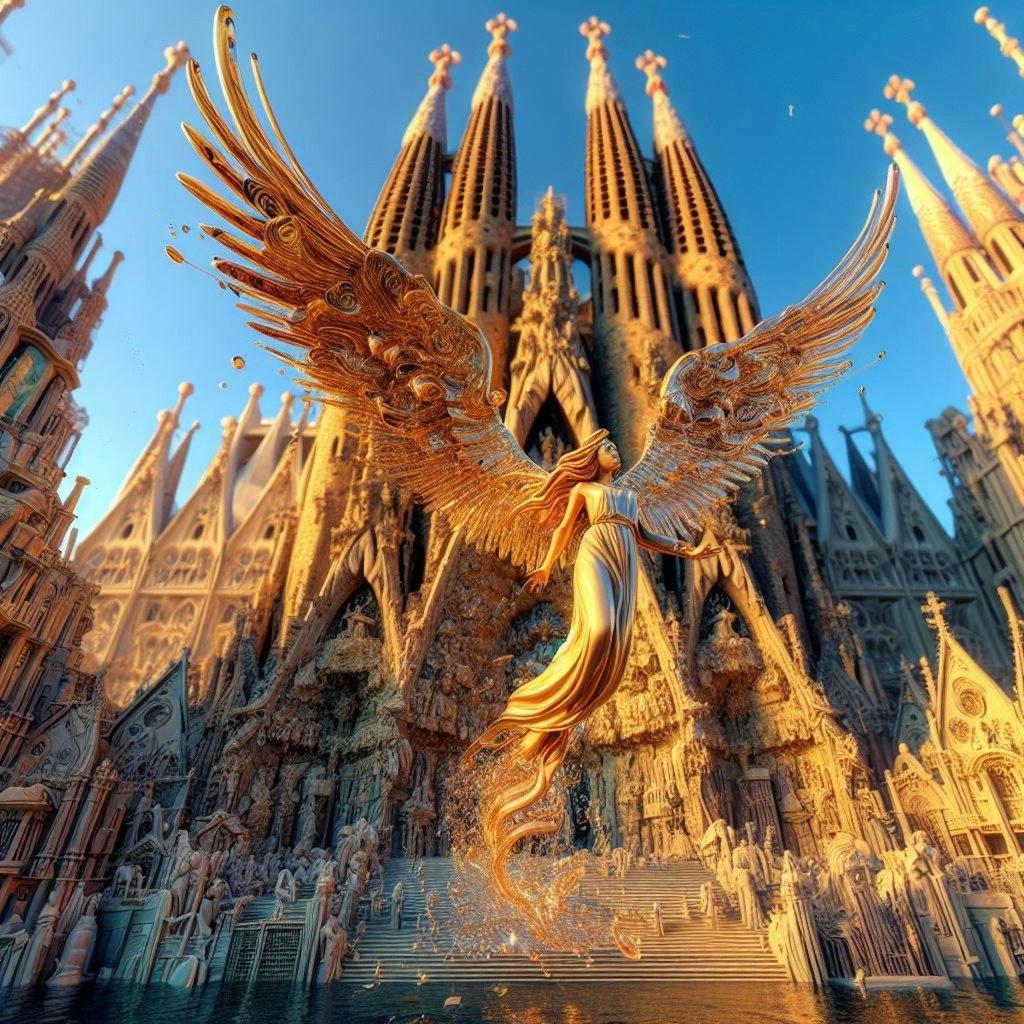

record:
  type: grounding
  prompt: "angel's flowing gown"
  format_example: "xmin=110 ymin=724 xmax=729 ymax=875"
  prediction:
xmin=463 ymin=484 xmax=639 ymax=917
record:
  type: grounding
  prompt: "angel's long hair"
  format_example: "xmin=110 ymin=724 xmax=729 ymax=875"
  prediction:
xmin=514 ymin=428 xmax=610 ymax=526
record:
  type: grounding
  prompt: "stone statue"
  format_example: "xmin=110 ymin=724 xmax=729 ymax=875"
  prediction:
xmin=317 ymin=912 xmax=348 ymax=984
xmin=16 ymin=892 xmax=59 ymax=986
xmin=390 ymin=881 xmax=404 ymax=930
xmin=271 ymin=867 xmax=297 ymax=920
xmin=47 ymin=892 xmax=101 ymax=988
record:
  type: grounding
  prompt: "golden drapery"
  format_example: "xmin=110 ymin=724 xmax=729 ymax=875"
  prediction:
xmin=458 ymin=485 xmax=639 ymax=944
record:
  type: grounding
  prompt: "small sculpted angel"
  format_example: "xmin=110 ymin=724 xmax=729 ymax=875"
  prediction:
xmin=180 ymin=7 xmax=897 ymax=940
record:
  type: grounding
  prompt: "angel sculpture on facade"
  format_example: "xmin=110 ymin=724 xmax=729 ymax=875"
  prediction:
xmin=180 ymin=8 xmax=897 ymax=948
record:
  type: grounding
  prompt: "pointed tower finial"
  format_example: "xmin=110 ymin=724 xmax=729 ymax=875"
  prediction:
xmin=921 ymin=591 xmax=951 ymax=639
xmin=580 ymin=15 xmax=611 ymax=60
xmin=172 ymin=381 xmax=195 ymax=429
xmin=63 ymin=85 xmax=135 ymax=170
xmin=428 ymin=42 xmax=460 ymax=90
xmin=34 ymin=107 xmax=70 ymax=152
xmin=400 ymin=44 xmax=460 ymax=148
xmin=20 ymin=79 xmax=75 ymax=138
xmin=485 ymin=12 xmax=516 ymax=57
xmin=636 ymin=49 xmax=668 ymax=95
xmin=93 ymin=250 xmax=124 ymax=296
xmin=472 ymin=13 xmax=515 ymax=108
xmin=911 ymin=264 xmax=950 ymax=327
xmin=580 ymin=16 xmax=618 ymax=113
xmin=864 ymin=108 xmax=988 ymax=292
xmin=884 ymin=75 xmax=1024 ymax=271
xmin=975 ymin=7 xmax=1024 ymax=77
xmin=990 ymin=102 xmax=1024 ymax=158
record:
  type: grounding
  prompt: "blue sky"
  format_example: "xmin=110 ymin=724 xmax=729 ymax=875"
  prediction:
xmin=5 ymin=1 xmax=1022 ymax=538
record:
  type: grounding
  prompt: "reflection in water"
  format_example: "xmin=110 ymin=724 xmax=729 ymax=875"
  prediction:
xmin=0 ymin=981 xmax=1023 ymax=1024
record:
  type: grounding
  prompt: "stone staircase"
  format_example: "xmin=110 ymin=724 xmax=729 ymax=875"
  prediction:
xmin=343 ymin=857 xmax=787 ymax=984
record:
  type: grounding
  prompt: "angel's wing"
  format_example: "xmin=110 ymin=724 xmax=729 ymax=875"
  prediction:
xmin=618 ymin=164 xmax=899 ymax=544
xmin=178 ymin=8 xmax=552 ymax=569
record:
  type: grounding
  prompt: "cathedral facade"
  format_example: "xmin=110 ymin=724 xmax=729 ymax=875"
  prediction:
xmin=0 ymin=2 xmax=1023 ymax=994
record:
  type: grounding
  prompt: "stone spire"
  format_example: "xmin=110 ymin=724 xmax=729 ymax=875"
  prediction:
xmin=580 ymin=15 xmax=620 ymax=115
xmin=54 ymin=249 xmax=124 ymax=368
xmin=884 ymin=75 xmax=1024 ymax=276
xmin=435 ymin=13 xmax=517 ymax=389
xmin=63 ymin=42 xmax=187 ymax=225
xmin=975 ymin=6 xmax=1024 ymax=76
xmin=34 ymin=107 xmax=70 ymax=154
xmin=62 ymin=85 xmax=135 ymax=170
xmin=864 ymin=108 xmax=997 ymax=309
xmin=0 ymin=44 xmax=186 ymax=346
xmin=365 ymin=42 xmax=459 ymax=272
xmin=911 ymin=264 xmax=950 ymax=330
xmin=582 ymin=19 xmax=680 ymax=463
xmin=637 ymin=50 xmax=758 ymax=348
xmin=19 ymin=79 xmax=75 ymax=139
xmin=287 ymin=37 xmax=464 ymax=623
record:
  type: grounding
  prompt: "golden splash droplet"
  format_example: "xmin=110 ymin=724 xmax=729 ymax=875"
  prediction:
xmin=165 ymin=246 xmax=185 ymax=264
xmin=231 ymin=355 xmax=246 ymax=370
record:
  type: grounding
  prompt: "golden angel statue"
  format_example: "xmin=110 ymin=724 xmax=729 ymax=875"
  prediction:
xmin=180 ymin=8 xmax=896 ymax=946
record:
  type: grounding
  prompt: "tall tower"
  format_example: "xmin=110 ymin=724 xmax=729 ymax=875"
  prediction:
xmin=0 ymin=79 xmax=75 ymax=217
xmin=581 ymin=18 xmax=679 ymax=464
xmin=637 ymin=51 xmax=759 ymax=348
xmin=434 ymin=13 xmax=517 ymax=390
xmin=866 ymin=88 xmax=1024 ymax=603
xmin=0 ymin=42 xmax=187 ymax=755
xmin=283 ymin=43 xmax=459 ymax=623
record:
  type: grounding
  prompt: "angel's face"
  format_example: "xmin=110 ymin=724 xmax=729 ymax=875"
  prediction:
xmin=597 ymin=440 xmax=621 ymax=475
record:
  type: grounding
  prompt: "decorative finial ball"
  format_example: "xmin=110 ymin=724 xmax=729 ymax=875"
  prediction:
xmin=991 ymin=103 xmax=1004 ymax=118
xmin=281 ymin=392 xmax=295 ymax=407
xmin=974 ymin=7 xmax=991 ymax=24
xmin=1013 ymin=114 xmax=1024 ymax=131
xmin=912 ymin=265 xmax=925 ymax=279
xmin=249 ymin=382 xmax=265 ymax=398
xmin=179 ymin=381 xmax=195 ymax=397
xmin=988 ymin=155 xmax=1003 ymax=173
xmin=62 ymin=79 xmax=76 ymax=92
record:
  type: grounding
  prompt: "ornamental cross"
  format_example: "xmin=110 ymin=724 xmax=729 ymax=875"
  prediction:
xmin=635 ymin=50 xmax=668 ymax=96
xmin=485 ymin=13 xmax=517 ymax=57
xmin=428 ymin=43 xmax=461 ymax=90
xmin=863 ymin=108 xmax=893 ymax=138
xmin=883 ymin=74 xmax=915 ymax=106
xmin=579 ymin=16 xmax=611 ymax=61
xmin=884 ymin=74 xmax=926 ymax=125
xmin=921 ymin=591 xmax=950 ymax=637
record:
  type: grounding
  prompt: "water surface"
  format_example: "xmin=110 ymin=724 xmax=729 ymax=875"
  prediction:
xmin=3 ymin=980 xmax=1024 ymax=1024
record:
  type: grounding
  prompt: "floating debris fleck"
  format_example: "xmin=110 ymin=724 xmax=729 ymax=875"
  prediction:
xmin=218 ymin=381 xmax=228 ymax=390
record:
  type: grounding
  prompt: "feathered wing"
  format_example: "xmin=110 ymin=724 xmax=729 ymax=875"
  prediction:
xmin=618 ymin=163 xmax=899 ymax=543
xmin=178 ymin=7 xmax=554 ymax=569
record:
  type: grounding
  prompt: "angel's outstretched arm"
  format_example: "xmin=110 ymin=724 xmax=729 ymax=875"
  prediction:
xmin=526 ymin=485 xmax=586 ymax=590
xmin=635 ymin=521 xmax=721 ymax=559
